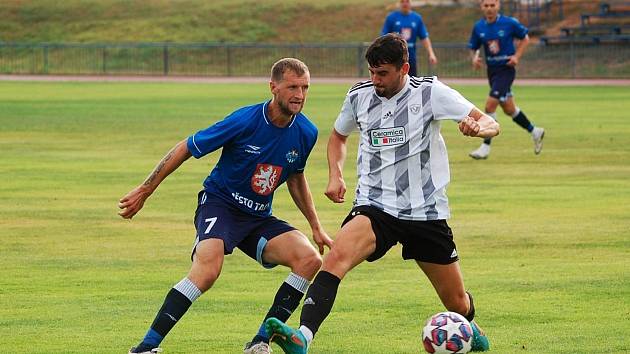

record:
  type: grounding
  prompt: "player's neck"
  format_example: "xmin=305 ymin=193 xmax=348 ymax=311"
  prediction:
xmin=267 ymin=101 xmax=293 ymax=128
xmin=485 ymin=14 xmax=498 ymax=23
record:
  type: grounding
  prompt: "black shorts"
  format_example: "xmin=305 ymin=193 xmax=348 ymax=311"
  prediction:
xmin=487 ymin=65 xmax=516 ymax=102
xmin=341 ymin=205 xmax=459 ymax=265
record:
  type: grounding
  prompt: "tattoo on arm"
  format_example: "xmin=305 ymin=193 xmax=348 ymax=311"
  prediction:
xmin=143 ymin=148 xmax=175 ymax=186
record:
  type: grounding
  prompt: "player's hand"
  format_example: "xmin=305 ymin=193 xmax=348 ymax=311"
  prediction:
xmin=429 ymin=54 xmax=438 ymax=66
xmin=507 ymin=56 xmax=519 ymax=67
xmin=325 ymin=177 xmax=346 ymax=203
xmin=472 ymin=57 xmax=483 ymax=70
xmin=312 ymin=228 xmax=334 ymax=255
xmin=458 ymin=116 xmax=481 ymax=137
xmin=118 ymin=185 xmax=152 ymax=219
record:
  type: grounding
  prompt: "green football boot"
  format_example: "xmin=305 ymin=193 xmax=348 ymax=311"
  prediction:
xmin=470 ymin=320 xmax=490 ymax=351
xmin=264 ymin=317 xmax=308 ymax=354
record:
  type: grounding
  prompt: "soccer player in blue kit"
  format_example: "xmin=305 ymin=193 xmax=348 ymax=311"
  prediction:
xmin=468 ymin=0 xmax=544 ymax=160
xmin=118 ymin=58 xmax=333 ymax=354
xmin=381 ymin=0 xmax=438 ymax=77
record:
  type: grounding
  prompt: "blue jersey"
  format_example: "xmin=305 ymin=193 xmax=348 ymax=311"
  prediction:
xmin=468 ymin=15 xmax=528 ymax=67
xmin=187 ymin=101 xmax=318 ymax=217
xmin=381 ymin=10 xmax=429 ymax=62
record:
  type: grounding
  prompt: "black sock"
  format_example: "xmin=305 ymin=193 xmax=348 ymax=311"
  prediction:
xmin=465 ymin=291 xmax=476 ymax=322
xmin=483 ymin=138 xmax=492 ymax=145
xmin=141 ymin=288 xmax=193 ymax=347
xmin=512 ymin=110 xmax=534 ymax=132
xmin=252 ymin=281 xmax=306 ymax=343
xmin=299 ymin=271 xmax=341 ymax=336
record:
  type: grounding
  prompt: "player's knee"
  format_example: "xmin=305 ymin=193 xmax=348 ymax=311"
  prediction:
xmin=190 ymin=263 xmax=222 ymax=292
xmin=321 ymin=247 xmax=352 ymax=276
xmin=302 ymin=251 xmax=323 ymax=276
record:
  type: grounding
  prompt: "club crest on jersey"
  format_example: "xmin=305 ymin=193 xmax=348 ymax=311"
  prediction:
xmin=369 ymin=126 xmax=406 ymax=147
xmin=286 ymin=149 xmax=299 ymax=163
xmin=251 ymin=164 xmax=282 ymax=196
xmin=410 ymin=104 xmax=421 ymax=115
xmin=488 ymin=39 xmax=500 ymax=55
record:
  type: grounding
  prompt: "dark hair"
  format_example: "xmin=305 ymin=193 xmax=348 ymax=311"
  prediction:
xmin=271 ymin=58 xmax=309 ymax=82
xmin=365 ymin=33 xmax=409 ymax=69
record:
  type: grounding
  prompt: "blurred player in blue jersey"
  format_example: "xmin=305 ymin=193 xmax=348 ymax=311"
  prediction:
xmin=381 ymin=0 xmax=437 ymax=76
xmin=118 ymin=58 xmax=333 ymax=354
xmin=468 ymin=0 xmax=544 ymax=159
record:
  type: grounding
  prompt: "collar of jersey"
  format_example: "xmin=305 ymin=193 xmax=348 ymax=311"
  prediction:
xmin=262 ymin=100 xmax=297 ymax=128
xmin=485 ymin=14 xmax=501 ymax=25
xmin=377 ymin=76 xmax=409 ymax=103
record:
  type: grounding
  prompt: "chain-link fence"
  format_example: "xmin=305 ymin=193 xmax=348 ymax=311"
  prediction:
xmin=1 ymin=41 xmax=628 ymax=78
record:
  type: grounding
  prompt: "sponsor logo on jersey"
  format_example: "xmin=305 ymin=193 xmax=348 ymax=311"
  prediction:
xmin=286 ymin=149 xmax=299 ymax=163
xmin=369 ymin=126 xmax=406 ymax=147
xmin=251 ymin=163 xmax=282 ymax=196
xmin=245 ymin=144 xmax=261 ymax=154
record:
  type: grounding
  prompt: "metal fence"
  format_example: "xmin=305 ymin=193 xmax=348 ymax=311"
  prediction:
xmin=1 ymin=41 xmax=629 ymax=78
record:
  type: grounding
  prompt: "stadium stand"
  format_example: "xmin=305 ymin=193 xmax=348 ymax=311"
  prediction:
xmin=540 ymin=1 xmax=630 ymax=45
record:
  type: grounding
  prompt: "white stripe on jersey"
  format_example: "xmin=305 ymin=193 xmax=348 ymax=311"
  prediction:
xmin=334 ymin=76 xmax=474 ymax=221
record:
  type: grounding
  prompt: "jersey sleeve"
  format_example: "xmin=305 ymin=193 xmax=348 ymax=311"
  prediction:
xmin=381 ymin=13 xmax=393 ymax=35
xmin=333 ymin=94 xmax=358 ymax=136
xmin=416 ymin=14 xmax=429 ymax=40
xmin=430 ymin=79 xmax=475 ymax=122
xmin=187 ymin=111 xmax=248 ymax=159
xmin=468 ymin=25 xmax=481 ymax=50
xmin=512 ymin=17 xmax=529 ymax=39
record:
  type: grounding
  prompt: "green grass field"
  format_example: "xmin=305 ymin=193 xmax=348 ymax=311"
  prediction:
xmin=1 ymin=81 xmax=629 ymax=353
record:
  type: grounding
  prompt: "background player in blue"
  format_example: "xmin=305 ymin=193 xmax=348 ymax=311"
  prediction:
xmin=468 ymin=0 xmax=544 ymax=160
xmin=118 ymin=58 xmax=333 ymax=354
xmin=381 ymin=0 xmax=437 ymax=77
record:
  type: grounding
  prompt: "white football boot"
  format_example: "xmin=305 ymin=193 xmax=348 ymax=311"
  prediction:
xmin=531 ymin=127 xmax=545 ymax=154
xmin=469 ymin=143 xmax=491 ymax=160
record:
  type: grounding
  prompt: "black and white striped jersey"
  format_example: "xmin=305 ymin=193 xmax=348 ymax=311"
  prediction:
xmin=334 ymin=76 xmax=474 ymax=221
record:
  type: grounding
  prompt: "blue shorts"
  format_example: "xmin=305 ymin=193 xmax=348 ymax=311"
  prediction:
xmin=192 ymin=191 xmax=296 ymax=268
xmin=487 ymin=65 xmax=516 ymax=102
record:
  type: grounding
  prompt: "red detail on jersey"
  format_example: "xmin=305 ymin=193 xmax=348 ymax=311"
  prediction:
xmin=488 ymin=39 xmax=500 ymax=55
xmin=251 ymin=164 xmax=282 ymax=196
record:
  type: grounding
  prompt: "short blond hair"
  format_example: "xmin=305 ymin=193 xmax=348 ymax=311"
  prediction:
xmin=271 ymin=58 xmax=309 ymax=83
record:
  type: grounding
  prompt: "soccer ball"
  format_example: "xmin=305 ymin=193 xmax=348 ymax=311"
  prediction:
xmin=422 ymin=311 xmax=473 ymax=354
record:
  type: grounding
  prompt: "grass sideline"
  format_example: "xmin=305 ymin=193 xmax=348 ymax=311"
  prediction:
xmin=0 ymin=81 xmax=629 ymax=353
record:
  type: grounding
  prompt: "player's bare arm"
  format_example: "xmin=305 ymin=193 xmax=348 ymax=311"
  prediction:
xmin=508 ymin=34 xmax=530 ymax=67
xmin=459 ymin=107 xmax=501 ymax=138
xmin=421 ymin=38 xmax=438 ymax=65
xmin=471 ymin=49 xmax=483 ymax=70
xmin=325 ymin=129 xmax=349 ymax=203
xmin=286 ymin=173 xmax=334 ymax=254
xmin=118 ymin=139 xmax=192 ymax=219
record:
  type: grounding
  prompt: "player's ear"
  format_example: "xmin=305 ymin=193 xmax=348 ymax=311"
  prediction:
xmin=269 ymin=80 xmax=276 ymax=94
xmin=401 ymin=62 xmax=410 ymax=76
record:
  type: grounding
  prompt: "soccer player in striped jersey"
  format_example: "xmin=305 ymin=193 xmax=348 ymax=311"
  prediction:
xmin=381 ymin=0 xmax=438 ymax=77
xmin=468 ymin=0 xmax=544 ymax=159
xmin=265 ymin=34 xmax=498 ymax=353
xmin=118 ymin=58 xmax=332 ymax=354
